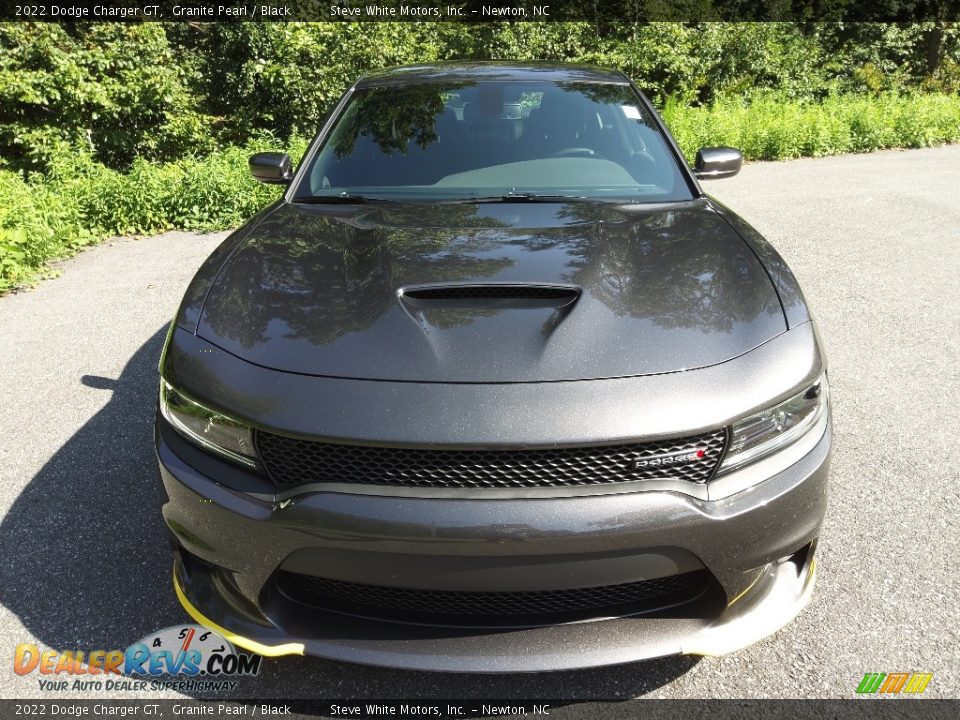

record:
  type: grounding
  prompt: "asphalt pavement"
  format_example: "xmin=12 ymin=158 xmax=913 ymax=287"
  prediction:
xmin=1 ymin=146 xmax=958 ymax=701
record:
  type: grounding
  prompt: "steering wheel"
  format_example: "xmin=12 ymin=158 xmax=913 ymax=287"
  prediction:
xmin=550 ymin=147 xmax=603 ymax=159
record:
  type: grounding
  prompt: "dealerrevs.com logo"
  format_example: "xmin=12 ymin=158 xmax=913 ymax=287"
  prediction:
xmin=14 ymin=625 xmax=261 ymax=693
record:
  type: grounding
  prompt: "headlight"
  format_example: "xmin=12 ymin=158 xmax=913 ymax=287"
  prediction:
xmin=717 ymin=373 xmax=828 ymax=475
xmin=159 ymin=379 xmax=257 ymax=467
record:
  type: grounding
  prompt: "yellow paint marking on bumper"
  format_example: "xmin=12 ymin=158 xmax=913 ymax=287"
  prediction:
xmin=681 ymin=558 xmax=817 ymax=658
xmin=173 ymin=570 xmax=304 ymax=657
xmin=726 ymin=568 xmax=766 ymax=608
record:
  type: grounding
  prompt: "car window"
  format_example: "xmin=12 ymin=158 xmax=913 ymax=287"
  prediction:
xmin=295 ymin=80 xmax=693 ymax=203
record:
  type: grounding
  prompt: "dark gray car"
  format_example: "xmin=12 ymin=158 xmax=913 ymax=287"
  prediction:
xmin=156 ymin=62 xmax=830 ymax=671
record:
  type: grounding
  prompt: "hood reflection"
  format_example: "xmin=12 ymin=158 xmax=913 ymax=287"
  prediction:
xmin=197 ymin=200 xmax=786 ymax=382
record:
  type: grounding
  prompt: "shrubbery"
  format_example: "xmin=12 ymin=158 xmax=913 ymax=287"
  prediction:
xmin=663 ymin=92 xmax=960 ymax=161
xmin=4 ymin=91 xmax=960 ymax=292
xmin=0 ymin=24 xmax=217 ymax=172
xmin=3 ymin=22 xmax=958 ymax=173
xmin=2 ymin=21 xmax=960 ymax=291
xmin=0 ymin=170 xmax=88 ymax=288
xmin=0 ymin=137 xmax=307 ymax=291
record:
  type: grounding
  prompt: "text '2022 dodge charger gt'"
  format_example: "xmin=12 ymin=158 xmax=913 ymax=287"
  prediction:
xmin=156 ymin=62 xmax=830 ymax=672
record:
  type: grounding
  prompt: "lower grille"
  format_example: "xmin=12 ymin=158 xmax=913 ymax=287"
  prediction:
xmin=275 ymin=570 xmax=711 ymax=626
xmin=255 ymin=430 xmax=727 ymax=490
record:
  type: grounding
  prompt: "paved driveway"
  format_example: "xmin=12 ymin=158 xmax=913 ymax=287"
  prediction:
xmin=1 ymin=146 xmax=958 ymax=700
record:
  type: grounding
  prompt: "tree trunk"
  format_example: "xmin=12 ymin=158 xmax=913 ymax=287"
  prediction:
xmin=925 ymin=22 xmax=946 ymax=74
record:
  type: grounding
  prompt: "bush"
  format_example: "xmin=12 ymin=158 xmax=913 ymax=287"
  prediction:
xmin=0 ymin=137 xmax=307 ymax=292
xmin=2 ymin=90 xmax=960 ymax=293
xmin=0 ymin=24 xmax=216 ymax=172
xmin=186 ymin=23 xmax=466 ymax=144
xmin=4 ymin=22 xmax=960 ymax=173
xmin=662 ymin=92 xmax=960 ymax=162
xmin=0 ymin=170 xmax=90 ymax=288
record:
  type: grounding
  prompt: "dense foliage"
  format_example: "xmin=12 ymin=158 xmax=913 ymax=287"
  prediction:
xmin=3 ymin=22 xmax=958 ymax=172
xmin=0 ymin=137 xmax=308 ymax=289
xmin=0 ymin=24 xmax=217 ymax=172
xmin=1 ymin=21 xmax=959 ymax=290
xmin=664 ymin=92 xmax=960 ymax=160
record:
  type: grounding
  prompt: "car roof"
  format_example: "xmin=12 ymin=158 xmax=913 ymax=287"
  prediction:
xmin=355 ymin=61 xmax=630 ymax=88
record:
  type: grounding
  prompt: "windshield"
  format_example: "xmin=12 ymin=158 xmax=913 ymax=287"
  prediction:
xmin=293 ymin=80 xmax=693 ymax=203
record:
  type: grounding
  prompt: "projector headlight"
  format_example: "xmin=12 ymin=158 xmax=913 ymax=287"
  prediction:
xmin=159 ymin=379 xmax=257 ymax=467
xmin=717 ymin=373 xmax=829 ymax=476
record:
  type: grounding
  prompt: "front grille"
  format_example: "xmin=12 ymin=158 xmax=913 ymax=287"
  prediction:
xmin=254 ymin=430 xmax=726 ymax=490
xmin=275 ymin=570 xmax=710 ymax=625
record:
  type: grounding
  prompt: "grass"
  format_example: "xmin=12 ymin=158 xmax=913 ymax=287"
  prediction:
xmin=662 ymin=92 xmax=960 ymax=162
xmin=0 ymin=138 xmax=307 ymax=292
xmin=3 ymin=92 xmax=960 ymax=292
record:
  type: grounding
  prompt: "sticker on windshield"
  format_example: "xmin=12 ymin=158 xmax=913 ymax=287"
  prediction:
xmin=621 ymin=105 xmax=642 ymax=120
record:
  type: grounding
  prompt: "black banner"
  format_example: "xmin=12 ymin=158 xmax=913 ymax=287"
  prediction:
xmin=1 ymin=0 xmax=960 ymax=22
xmin=2 ymin=700 xmax=959 ymax=720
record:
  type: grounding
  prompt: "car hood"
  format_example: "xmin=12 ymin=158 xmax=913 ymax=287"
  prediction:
xmin=197 ymin=200 xmax=786 ymax=383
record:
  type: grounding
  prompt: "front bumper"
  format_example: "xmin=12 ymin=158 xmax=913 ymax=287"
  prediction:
xmin=173 ymin=547 xmax=817 ymax=671
xmin=157 ymin=412 xmax=830 ymax=672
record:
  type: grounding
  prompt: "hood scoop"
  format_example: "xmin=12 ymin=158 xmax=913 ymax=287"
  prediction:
xmin=394 ymin=283 xmax=581 ymax=370
xmin=400 ymin=283 xmax=581 ymax=307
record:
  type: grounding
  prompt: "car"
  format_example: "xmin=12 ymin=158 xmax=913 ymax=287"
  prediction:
xmin=156 ymin=61 xmax=831 ymax=672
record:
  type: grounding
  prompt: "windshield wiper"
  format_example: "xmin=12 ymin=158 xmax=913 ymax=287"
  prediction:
xmin=296 ymin=192 xmax=600 ymax=205
xmin=464 ymin=192 xmax=594 ymax=204
xmin=293 ymin=192 xmax=391 ymax=205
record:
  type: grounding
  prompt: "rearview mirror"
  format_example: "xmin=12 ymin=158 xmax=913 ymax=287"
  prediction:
xmin=249 ymin=152 xmax=292 ymax=185
xmin=694 ymin=147 xmax=742 ymax=180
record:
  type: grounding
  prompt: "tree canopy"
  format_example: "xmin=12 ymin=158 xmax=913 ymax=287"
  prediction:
xmin=1 ymin=22 xmax=957 ymax=173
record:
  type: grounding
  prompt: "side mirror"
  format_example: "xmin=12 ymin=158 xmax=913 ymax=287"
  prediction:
xmin=694 ymin=147 xmax=742 ymax=180
xmin=249 ymin=152 xmax=292 ymax=185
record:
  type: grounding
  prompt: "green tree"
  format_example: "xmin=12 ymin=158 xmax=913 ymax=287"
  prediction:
xmin=0 ymin=24 xmax=214 ymax=172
